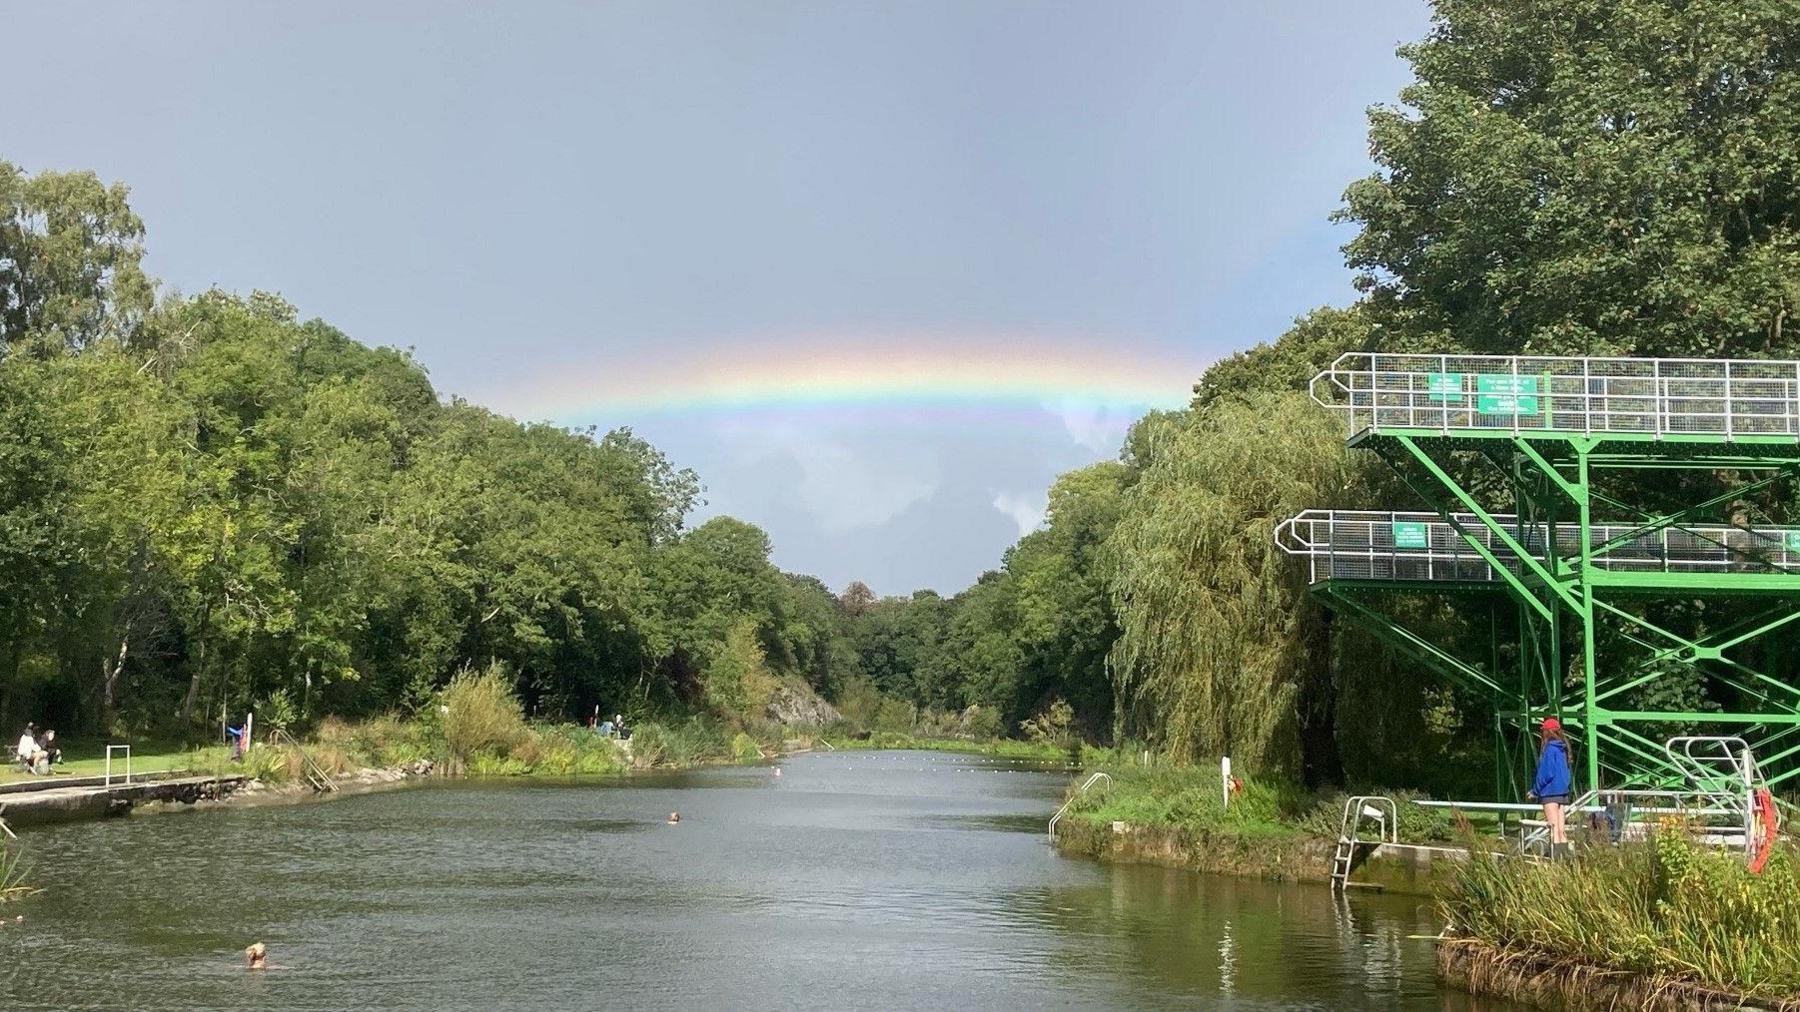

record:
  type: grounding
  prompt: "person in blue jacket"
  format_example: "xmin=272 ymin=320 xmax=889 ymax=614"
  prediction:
xmin=1527 ymin=716 xmax=1573 ymax=857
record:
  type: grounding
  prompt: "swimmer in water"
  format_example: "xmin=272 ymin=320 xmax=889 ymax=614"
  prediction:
xmin=246 ymin=942 xmax=268 ymax=970
xmin=667 ymin=811 xmax=680 ymax=824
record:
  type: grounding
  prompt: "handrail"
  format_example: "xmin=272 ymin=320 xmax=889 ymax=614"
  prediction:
xmin=1311 ymin=352 xmax=1800 ymax=440
xmin=104 ymin=744 xmax=132 ymax=787
xmin=270 ymin=727 xmax=338 ymax=793
xmin=1275 ymin=508 xmax=1800 ymax=586
xmin=1331 ymin=795 xmax=1397 ymax=889
xmin=1047 ymin=772 xmax=1113 ymax=842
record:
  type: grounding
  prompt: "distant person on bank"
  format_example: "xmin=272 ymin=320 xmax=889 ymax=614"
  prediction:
xmin=14 ymin=724 xmax=48 ymax=773
xmin=1528 ymin=717 xmax=1573 ymax=858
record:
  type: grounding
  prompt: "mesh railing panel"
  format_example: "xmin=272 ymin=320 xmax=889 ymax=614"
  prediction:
xmin=1309 ymin=354 xmax=1800 ymax=438
xmin=1274 ymin=510 xmax=1800 ymax=585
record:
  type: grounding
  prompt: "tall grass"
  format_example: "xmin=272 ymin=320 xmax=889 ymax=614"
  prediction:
xmin=440 ymin=664 xmax=528 ymax=769
xmin=1440 ymin=831 xmax=1800 ymax=1003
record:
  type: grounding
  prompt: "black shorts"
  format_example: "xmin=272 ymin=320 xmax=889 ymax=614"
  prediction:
xmin=1538 ymin=794 xmax=1569 ymax=805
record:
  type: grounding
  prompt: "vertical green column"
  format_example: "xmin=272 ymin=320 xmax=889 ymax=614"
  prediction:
xmin=1575 ymin=442 xmax=1601 ymax=790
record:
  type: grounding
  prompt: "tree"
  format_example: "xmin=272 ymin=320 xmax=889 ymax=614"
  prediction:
xmin=0 ymin=161 xmax=153 ymax=358
xmin=1341 ymin=1 xmax=1800 ymax=358
xmin=838 ymin=580 xmax=876 ymax=616
xmin=1106 ymin=392 xmax=1371 ymax=776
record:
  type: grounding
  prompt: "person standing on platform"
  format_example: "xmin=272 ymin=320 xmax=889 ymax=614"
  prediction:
xmin=1528 ymin=717 xmax=1574 ymax=859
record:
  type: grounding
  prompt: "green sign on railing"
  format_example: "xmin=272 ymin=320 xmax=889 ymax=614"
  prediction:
xmin=1476 ymin=374 xmax=1540 ymax=414
xmin=1426 ymin=372 xmax=1464 ymax=401
xmin=1392 ymin=521 xmax=1430 ymax=549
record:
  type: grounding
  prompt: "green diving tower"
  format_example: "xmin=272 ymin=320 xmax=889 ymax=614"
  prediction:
xmin=1280 ymin=353 xmax=1800 ymax=798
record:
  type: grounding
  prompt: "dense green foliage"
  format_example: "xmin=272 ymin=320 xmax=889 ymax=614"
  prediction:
xmin=0 ymin=162 xmax=875 ymax=739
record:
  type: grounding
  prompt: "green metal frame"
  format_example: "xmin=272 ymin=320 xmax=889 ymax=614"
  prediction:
xmin=1312 ymin=427 xmax=1800 ymax=798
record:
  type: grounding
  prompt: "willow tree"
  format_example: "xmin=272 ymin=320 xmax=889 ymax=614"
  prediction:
xmin=1106 ymin=392 xmax=1372 ymax=777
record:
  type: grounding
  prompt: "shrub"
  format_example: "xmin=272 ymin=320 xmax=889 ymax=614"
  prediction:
xmin=874 ymin=698 xmax=915 ymax=733
xmin=834 ymin=676 xmax=884 ymax=728
xmin=960 ymin=704 xmax=1004 ymax=740
xmin=1021 ymin=699 xmax=1075 ymax=747
xmin=440 ymin=663 xmax=529 ymax=766
xmin=259 ymin=688 xmax=299 ymax=732
xmin=731 ymin=732 xmax=762 ymax=762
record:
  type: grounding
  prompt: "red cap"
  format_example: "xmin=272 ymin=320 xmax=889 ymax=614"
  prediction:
xmin=1541 ymin=716 xmax=1561 ymax=731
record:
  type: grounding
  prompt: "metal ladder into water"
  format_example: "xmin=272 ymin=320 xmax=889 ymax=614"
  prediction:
xmin=1330 ymin=796 xmax=1396 ymax=890
xmin=270 ymin=727 xmax=338 ymax=793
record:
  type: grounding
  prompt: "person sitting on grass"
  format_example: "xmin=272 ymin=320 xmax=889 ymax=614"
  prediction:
xmin=1527 ymin=716 xmax=1574 ymax=859
xmin=13 ymin=724 xmax=48 ymax=774
xmin=37 ymin=729 xmax=60 ymax=767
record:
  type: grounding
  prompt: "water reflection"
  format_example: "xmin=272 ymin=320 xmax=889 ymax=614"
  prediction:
xmin=1 ymin=751 xmax=1521 ymax=1011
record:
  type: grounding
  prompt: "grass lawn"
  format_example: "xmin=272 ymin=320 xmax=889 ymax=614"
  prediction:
xmin=0 ymin=739 xmax=199 ymax=785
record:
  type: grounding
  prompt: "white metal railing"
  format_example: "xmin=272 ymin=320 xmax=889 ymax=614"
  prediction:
xmin=1331 ymin=795 xmax=1397 ymax=890
xmin=1491 ymin=737 xmax=1767 ymax=858
xmin=1274 ymin=509 xmax=1800 ymax=584
xmin=104 ymin=744 xmax=132 ymax=787
xmin=1310 ymin=353 xmax=1800 ymax=439
xmin=1047 ymin=772 xmax=1113 ymax=842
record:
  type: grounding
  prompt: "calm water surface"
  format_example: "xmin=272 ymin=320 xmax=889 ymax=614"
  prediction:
xmin=2 ymin=751 xmax=1524 ymax=1010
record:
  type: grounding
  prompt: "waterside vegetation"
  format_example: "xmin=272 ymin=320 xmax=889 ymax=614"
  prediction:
xmin=1439 ymin=833 xmax=1800 ymax=1010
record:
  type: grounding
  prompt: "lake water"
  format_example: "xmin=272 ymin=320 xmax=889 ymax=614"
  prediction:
xmin=1 ymin=750 xmax=1523 ymax=1010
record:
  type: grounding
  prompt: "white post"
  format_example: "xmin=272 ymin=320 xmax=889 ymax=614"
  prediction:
xmin=1220 ymin=756 xmax=1232 ymax=809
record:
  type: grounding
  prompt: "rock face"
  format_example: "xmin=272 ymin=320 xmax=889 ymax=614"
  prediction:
xmin=764 ymin=684 xmax=840 ymax=726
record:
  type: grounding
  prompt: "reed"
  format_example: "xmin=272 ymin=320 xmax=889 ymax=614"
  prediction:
xmin=0 ymin=840 xmax=37 ymax=903
xmin=1439 ymin=830 xmax=1800 ymax=1005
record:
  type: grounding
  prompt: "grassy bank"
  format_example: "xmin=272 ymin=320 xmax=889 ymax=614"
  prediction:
xmin=1438 ymin=832 xmax=1800 ymax=1009
xmin=818 ymin=731 xmax=1077 ymax=762
xmin=1058 ymin=763 xmax=1458 ymax=845
xmin=0 ymin=740 xmax=195 ymax=785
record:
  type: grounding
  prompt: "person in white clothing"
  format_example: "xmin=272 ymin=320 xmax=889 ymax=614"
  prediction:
xmin=14 ymin=724 xmax=47 ymax=772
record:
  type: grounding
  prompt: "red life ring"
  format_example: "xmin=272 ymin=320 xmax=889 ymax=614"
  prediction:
xmin=1749 ymin=788 xmax=1779 ymax=876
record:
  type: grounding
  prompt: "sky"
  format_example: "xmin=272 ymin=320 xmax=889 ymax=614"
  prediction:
xmin=8 ymin=1 xmax=1431 ymax=595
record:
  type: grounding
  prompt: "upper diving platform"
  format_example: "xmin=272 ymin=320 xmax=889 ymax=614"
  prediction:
xmin=1274 ymin=510 xmax=1800 ymax=587
xmin=1310 ymin=354 xmax=1800 ymax=443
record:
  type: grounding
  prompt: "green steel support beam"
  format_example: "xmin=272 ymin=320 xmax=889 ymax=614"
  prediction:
xmin=1388 ymin=435 xmax=1576 ymax=615
xmin=1314 ymin=586 xmax=1514 ymax=699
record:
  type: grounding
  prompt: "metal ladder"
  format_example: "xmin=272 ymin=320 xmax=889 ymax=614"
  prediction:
xmin=270 ymin=728 xmax=338 ymax=793
xmin=1046 ymin=772 xmax=1113 ymax=842
xmin=1331 ymin=795 xmax=1396 ymax=890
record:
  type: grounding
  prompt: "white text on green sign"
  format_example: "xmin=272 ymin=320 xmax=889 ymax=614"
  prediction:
xmin=1476 ymin=374 xmax=1540 ymax=414
xmin=1392 ymin=522 xmax=1430 ymax=549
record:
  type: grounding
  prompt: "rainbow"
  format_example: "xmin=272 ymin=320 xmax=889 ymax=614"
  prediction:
xmin=490 ymin=330 xmax=1200 ymax=423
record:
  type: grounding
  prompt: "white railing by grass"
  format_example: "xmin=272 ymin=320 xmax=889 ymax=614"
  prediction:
xmin=1274 ymin=509 xmax=1800 ymax=584
xmin=1047 ymin=772 xmax=1113 ymax=843
xmin=104 ymin=744 xmax=132 ymax=787
xmin=1310 ymin=353 xmax=1800 ymax=439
